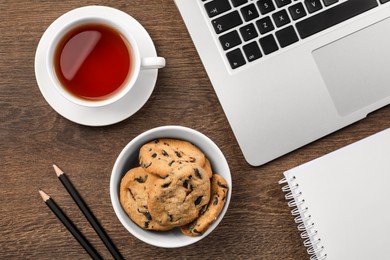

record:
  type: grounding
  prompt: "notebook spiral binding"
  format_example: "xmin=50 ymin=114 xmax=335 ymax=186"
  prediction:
xmin=279 ymin=177 xmax=327 ymax=260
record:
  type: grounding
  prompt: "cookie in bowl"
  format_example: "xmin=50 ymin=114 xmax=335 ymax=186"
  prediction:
xmin=147 ymin=164 xmax=211 ymax=227
xmin=119 ymin=167 xmax=172 ymax=231
xmin=110 ymin=126 xmax=232 ymax=248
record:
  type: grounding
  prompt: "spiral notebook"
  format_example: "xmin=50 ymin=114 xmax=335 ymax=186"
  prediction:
xmin=279 ymin=128 xmax=390 ymax=260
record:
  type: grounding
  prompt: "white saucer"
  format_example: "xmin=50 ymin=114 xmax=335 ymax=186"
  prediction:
xmin=35 ymin=6 xmax=159 ymax=126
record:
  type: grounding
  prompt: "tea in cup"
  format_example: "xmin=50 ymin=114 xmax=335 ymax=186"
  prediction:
xmin=46 ymin=6 xmax=165 ymax=107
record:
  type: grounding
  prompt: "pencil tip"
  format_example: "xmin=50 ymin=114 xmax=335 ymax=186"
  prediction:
xmin=53 ymin=164 xmax=64 ymax=177
xmin=39 ymin=189 xmax=50 ymax=201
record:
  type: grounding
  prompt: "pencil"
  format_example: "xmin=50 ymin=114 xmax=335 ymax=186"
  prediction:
xmin=39 ymin=189 xmax=102 ymax=260
xmin=53 ymin=164 xmax=123 ymax=260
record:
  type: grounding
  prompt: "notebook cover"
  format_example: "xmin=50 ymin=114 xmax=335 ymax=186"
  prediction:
xmin=281 ymin=128 xmax=390 ymax=260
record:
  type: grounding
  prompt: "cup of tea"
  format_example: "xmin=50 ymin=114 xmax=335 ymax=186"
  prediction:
xmin=43 ymin=6 xmax=165 ymax=107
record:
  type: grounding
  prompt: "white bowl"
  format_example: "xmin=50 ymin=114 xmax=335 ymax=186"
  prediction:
xmin=110 ymin=125 xmax=232 ymax=248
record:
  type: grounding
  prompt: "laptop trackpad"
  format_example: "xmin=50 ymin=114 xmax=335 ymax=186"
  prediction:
xmin=312 ymin=18 xmax=390 ymax=116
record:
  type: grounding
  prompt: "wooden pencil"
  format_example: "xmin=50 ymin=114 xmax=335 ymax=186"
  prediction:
xmin=39 ymin=189 xmax=102 ymax=260
xmin=53 ymin=164 xmax=123 ymax=260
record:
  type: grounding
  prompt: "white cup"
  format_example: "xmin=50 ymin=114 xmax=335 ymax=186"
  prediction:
xmin=45 ymin=6 xmax=165 ymax=107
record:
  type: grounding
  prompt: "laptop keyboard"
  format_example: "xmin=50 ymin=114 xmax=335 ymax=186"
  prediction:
xmin=202 ymin=0 xmax=388 ymax=70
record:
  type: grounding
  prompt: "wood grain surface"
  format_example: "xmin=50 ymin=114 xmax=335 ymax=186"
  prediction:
xmin=1 ymin=1 xmax=390 ymax=259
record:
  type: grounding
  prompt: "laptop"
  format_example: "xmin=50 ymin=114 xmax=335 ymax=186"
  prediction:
xmin=174 ymin=0 xmax=390 ymax=166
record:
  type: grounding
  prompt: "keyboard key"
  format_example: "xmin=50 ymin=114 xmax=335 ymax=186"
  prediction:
xmin=274 ymin=0 xmax=292 ymax=8
xmin=297 ymin=0 xmax=378 ymax=39
xmin=205 ymin=0 xmax=231 ymax=18
xmin=212 ymin=11 xmax=243 ymax=34
xmin=259 ymin=34 xmax=279 ymax=55
xmin=256 ymin=16 xmax=275 ymax=34
xmin=240 ymin=23 xmax=259 ymax=41
xmin=241 ymin=3 xmax=259 ymax=21
xmin=272 ymin=9 xmax=291 ymax=27
xmin=257 ymin=0 xmax=275 ymax=15
xmin=231 ymin=0 xmax=248 ymax=7
xmin=323 ymin=0 xmax=338 ymax=7
xmin=288 ymin=2 xmax=307 ymax=20
xmin=304 ymin=0 xmax=323 ymax=13
xmin=243 ymin=41 xmax=262 ymax=62
xmin=275 ymin=26 xmax=299 ymax=48
xmin=219 ymin=30 xmax=242 ymax=50
xmin=226 ymin=48 xmax=246 ymax=69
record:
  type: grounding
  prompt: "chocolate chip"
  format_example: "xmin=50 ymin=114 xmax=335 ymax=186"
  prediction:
xmin=168 ymin=160 xmax=175 ymax=166
xmin=199 ymin=205 xmax=208 ymax=215
xmin=194 ymin=168 xmax=202 ymax=179
xmin=161 ymin=182 xmax=171 ymax=188
xmin=154 ymin=139 xmax=160 ymax=143
xmin=144 ymin=221 xmax=149 ymax=228
xmin=195 ymin=196 xmax=203 ymax=205
xmin=192 ymin=229 xmax=202 ymax=235
xmin=137 ymin=209 xmax=152 ymax=221
xmin=144 ymin=212 xmax=152 ymax=221
xmin=135 ymin=176 xmax=146 ymax=183
xmin=188 ymin=220 xmax=198 ymax=230
xmin=169 ymin=214 xmax=173 ymax=222
xmin=213 ymin=196 xmax=219 ymax=205
xmin=184 ymin=180 xmax=193 ymax=195
xmin=175 ymin=151 xmax=182 ymax=158
xmin=128 ymin=188 xmax=135 ymax=200
xmin=161 ymin=150 xmax=169 ymax=157
xmin=141 ymin=162 xmax=152 ymax=168
xmin=151 ymin=153 xmax=157 ymax=158
xmin=217 ymin=181 xmax=228 ymax=189
xmin=189 ymin=157 xmax=196 ymax=162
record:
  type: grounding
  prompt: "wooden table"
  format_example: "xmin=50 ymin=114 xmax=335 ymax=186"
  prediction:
xmin=2 ymin=1 xmax=390 ymax=259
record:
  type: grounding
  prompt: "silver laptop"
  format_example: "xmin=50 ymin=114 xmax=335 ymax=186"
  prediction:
xmin=174 ymin=0 xmax=390 ymax=166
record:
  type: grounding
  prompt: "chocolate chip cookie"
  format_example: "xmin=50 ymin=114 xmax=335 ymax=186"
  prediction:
xmin=139 ymin=139 xmax=207 ymax=178
xmin=180 ymin=173 xmax=229 ymax=236
xmin=147 ymin=164 xmax=211 ymax=227
xmin=119 ymin=167 xmax=173 ymax=231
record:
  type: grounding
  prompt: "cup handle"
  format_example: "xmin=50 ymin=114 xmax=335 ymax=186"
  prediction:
xmin=140 ymin=57 xmax=166 ymax=70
